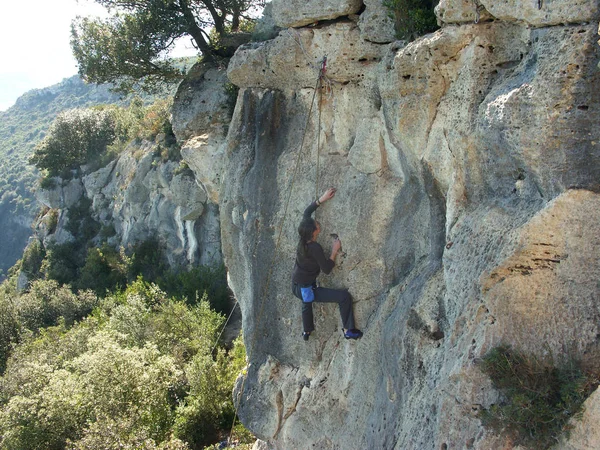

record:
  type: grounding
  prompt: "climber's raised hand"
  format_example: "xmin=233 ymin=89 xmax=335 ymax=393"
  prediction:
xmin=319 ymin=187 xmax=337 ymax=204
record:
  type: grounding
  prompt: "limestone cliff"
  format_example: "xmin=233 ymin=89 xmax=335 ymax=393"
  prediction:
xmin=213 ymin=0 xmax=600 ymax=448
xmin=25 ymin=66 xmax=235 ymax=279
xmin=31 ymin=136 xmax=222 ymax=277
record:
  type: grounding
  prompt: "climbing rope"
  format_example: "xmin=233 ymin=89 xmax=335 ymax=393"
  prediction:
xmin=315 ymin=57 xmax=327 ymax=202
xmin=209 ymin=299 xmax=239 ymax=357
xmin=228 ymin=58 xmax=328 ymax=444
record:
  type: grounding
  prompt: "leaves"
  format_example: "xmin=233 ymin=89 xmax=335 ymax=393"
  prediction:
xmin=0 ymin=280 xmax=248 ymax=449
xmin=29 ymin=108 xmax=117 ymax=177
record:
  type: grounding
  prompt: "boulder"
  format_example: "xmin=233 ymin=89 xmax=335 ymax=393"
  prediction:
xmin=172 ymin=63 xmax=232 ymax=142
xmin=271 ymin=0 xmax=363 ymax=28
xmin=228 ymin=22 xmax=386 ymax=90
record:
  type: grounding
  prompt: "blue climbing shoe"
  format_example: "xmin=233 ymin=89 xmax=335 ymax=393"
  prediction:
xmin=303 ymin=332 xmax=310 ymax=341
xmin=344 ymin=329 xmax=363 ymax=340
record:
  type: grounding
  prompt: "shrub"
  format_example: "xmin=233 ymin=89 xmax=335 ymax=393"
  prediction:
xmin=65 ymin=196 xmax=101 ymax=243
xmin=384 ymin=0 xmax=439 ymax=41
xmin=128 ymin=237 xmax=168 ymax=282
xmin=15 ymin=279 xmax=98 ymax=331
xmin=0 ymin=293 xmax=20 ymax=374
xmin=147 ymin=295 xmax=225 ymax=365
xmin=77 ymin=245 xmax=129 ymax=295
xmin=0 ymin=331 xmax=181 ymax=450
xmin=478 ymin=346 xmax=598 ymax=449
xmin=173 ymin=336 xmax=248 ymax=448
xmin=157 ymin=264 xmax=232 ymax=314
xmin=0 ymin=275 xmax=246 ymax=450
xmin=29 ymin=108 xmax=116 ymax=177
xmin=20 ymin=238 xmax=45 ymax=279
xmin=68 ymin=417 xmax=191 ymax=449
xmin=42 ymin=242 xmax=85 ymax=286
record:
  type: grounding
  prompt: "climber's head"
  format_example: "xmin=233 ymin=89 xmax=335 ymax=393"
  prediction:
xmin=297 ymin=218 xmax=320 ymax=255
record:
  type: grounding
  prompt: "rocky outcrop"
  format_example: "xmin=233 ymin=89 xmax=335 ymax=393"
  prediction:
xmin=29 ymin=60 xmax=236 ymax=271
xmin=219 ymin=0 xmax=600 ymax=448
xmin=34 ymin=139 xmax=221 ymax=269
xmin=272 ymin=0 xmax=362 ymax=28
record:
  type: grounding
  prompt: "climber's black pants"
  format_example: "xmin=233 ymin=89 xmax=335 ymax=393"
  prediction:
xmin=292 ymin=282 xmax=355 ymax=333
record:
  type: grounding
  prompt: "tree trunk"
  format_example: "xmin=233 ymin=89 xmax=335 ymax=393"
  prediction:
xmin=231 ymin=9 xmax=240 ymax=32
xmin=178 ymin=0 xmax=215 ymax=60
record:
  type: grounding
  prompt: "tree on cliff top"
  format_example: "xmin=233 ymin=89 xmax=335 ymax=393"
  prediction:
xmin=71 ymin=0 xmax=264 ymax=93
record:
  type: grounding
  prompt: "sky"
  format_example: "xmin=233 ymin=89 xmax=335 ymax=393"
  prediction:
xmin=0 ymin=0 xmax=198 ymax=112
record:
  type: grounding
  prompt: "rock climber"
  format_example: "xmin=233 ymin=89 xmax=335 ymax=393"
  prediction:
xmin=291 ymin=187 xmax=363 ymax=341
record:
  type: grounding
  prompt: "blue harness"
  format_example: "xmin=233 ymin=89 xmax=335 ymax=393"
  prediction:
xmin=300 ymin=285 xmax=315 ymax=303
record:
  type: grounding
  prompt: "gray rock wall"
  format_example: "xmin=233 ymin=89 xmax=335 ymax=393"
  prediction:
xmin=34 ymin=139 xmax=221 ymax=270
xmin=219 ymin=0 xmax=600 ymax=448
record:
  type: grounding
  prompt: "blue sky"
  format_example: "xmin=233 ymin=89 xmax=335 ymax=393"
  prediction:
xmin=0 ymin=0 xmax=197 ymax=112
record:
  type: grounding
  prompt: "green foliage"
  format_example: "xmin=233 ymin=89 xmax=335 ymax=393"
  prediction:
xmin=479 ymin=346 xmax=598 ymax=449
xmin=70 ymin=0 xmax=264 ymax=93
xmin=71 ymin=13 xmax=186 ymax=95
xmin=0 ymin=292 xmax=20 ymax=374
xmin=157 ymin=264 xmax=232 ymax=314
xmin=19 ymin=239 xmax=46 ymax=279
xmin=384 ymin=0 xmax=439 ymax=40
xmin=78 ymin=245 xmax=130 ymax=295
xmin=29 ymin=108 xmax=117 ymax=177
xmin=15 ymin=279 xmax=98 ymax=331
xmin=0 ymin=330 xmax=181 ymax=449
xmin=174 ymin=336 xmax=248 ymax=447
xmin=0 ymin=74 xmax=176 ymax=280
xmin=0 ymin=278 xmax=250 ymax=450
xmin=65 ymin=196 xmax=102 ymax=243
xmin=42 ymin=242 xmax=85 ymax=286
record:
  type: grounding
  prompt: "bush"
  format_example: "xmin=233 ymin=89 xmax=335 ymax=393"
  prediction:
xmin=384 ymin=0 xmax=439 ymax=40
xmin=0 ymin=331 xmax=181 ymax=450
xmin=158 ymin=264 xmax=232 ymax=314
xmin=106 ymin=280 xmax=224 ymax=361
xmin=0 ymin=275 xmax=247 ymax=450
xmin=0 ymin=293 xmax=20 ymax=374
xmin=77 ymin=245 xmax=129 ymax=294
xmin=20 ymin=239 xmax=46 ymax=279
xmin=42 ymin=242 xmax=85 ymax=286
xmin=173 ymin=336 xmax=249 ymax=448
xmin=128 ymin=237 xmax=168 ymax=282
xmin=478 ymin=346 xmax=598 ymax=449
xmin=65 ymin=196 xmax=101 ymax=243
xmin=15 ymin=279 xmax=98 ymax=331
xmin=29 ymin=108 xmax=116 ymax=177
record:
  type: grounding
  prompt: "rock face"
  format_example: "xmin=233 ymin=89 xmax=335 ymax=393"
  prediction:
xmin=35 ymin=139 xmax=221 ymax=269
xmin=31 ymin=61 xmax=235 ymax=271
xmin=219 ymin=0 xmax=600 ymax=448
xmin=271 ymin=0 xmax=362 ymax=28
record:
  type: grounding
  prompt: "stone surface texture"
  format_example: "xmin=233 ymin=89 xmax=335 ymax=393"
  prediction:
xmin=218 ymin=0 xmax=600 ymax=448
xmin=271 ymin=0 xmax=363 ymax=28
xmin=358 ymin=0 xmax=397 ymax=43
xmin=35 ymin=139 xmax=222 ymax=269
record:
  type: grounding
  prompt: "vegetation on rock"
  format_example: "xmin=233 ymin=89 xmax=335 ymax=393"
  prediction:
xmin=0 ymin=74 xmax=179 ymax=279
xmin=479 ymin=345 xmax=598 ymax=449
xmin=71 ymin=0 xmax=265 ymax=93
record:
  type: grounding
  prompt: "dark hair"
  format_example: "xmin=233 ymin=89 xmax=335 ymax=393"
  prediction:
xmin=297 ymin=218 xmax=317 ymax=257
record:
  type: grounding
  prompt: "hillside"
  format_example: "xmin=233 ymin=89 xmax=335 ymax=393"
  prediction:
xmin=0 ymin=71 xmax=186 ymax=278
